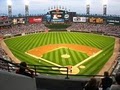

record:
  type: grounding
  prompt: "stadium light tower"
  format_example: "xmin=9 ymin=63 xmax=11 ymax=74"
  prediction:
xmin=103 ymin=0 xmax=108 ymax=15
xmin=86 ymin=0 xmax=90 ymax=15
xmin=7 ymin=0 xmax=12 ymax=17
xmin=25 ymin=0 xmax=29 ymax=16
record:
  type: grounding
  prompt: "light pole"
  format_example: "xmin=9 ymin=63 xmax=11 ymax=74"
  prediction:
xmin=103 ymin=0 xmax=108 ymax=15
xmin=25 ymin=0 xmax=29 ymax=16
xmin=86 ymin=0 xmax=90 ymax=15
xmin=7 ymin=0 xmax=12 ymax=17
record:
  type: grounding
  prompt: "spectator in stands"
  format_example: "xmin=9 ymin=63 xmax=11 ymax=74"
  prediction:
xmin=16 ymin=62 xmax=34 ymax=78
xmin=100 ymin=71 xmax=113 ymax=90
xmin=110 ymin=72 xmax=120 ymax=90
xmin=84 ymin=77 xmax=99 ymax=90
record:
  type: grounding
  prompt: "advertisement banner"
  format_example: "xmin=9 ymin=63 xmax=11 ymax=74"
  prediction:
xmin=107 ymin=19 xmax=120 ymax=25
xmin=0 ymin=20 xmax=11 ymax=26
xmin=0 ymin=16 xmax=8 ymax=21
xmin=89 ymin=17 xmax=104 ymax=24
xmin=73 ymin=17 xmax=86 ymax=22
xmin=51 ymin=19 xmax=64 ymax=22
xmin=28 ymin=17 xmax=42 ymax=24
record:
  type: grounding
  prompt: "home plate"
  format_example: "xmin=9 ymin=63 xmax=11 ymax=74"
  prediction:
xmin=60 ymin=66 xmax=80 ymax=75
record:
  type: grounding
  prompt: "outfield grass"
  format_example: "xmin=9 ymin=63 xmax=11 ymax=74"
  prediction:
xmin=4 ymin=32 xmax=115 ymax=75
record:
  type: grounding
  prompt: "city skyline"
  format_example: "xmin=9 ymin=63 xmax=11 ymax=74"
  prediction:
xmin=0 ymin=0 xmax=120 ymax=16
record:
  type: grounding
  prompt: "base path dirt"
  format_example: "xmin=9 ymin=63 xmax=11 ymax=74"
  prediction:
xmin=27 ymin=44 xmax=100 ymax=57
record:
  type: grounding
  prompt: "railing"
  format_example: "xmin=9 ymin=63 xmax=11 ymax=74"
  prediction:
xmin=0 ymin=57 xmax=116 ymax=79
xmin=0 ymin=58 xmax=18 ymax=72
xmin=28 ymin=64 xmax=70 ymax=79
xmin=0 ymin=58 xmax=70 ymax=78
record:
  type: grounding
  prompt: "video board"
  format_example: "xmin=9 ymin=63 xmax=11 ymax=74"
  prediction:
xmin=46 ymin=9 xmax=69 ymax=23
xmin=50 ymin=9 xmax=65 ymax=23
xmin=28 ymin=17 xmax=42 ymax=24
xmin=73 ymin=17 xmax=87 ymax=22
xmin=12 ymin=18 xmax=26 ymax=24
xmin=89 ymin=17 xmax=104 ymax=24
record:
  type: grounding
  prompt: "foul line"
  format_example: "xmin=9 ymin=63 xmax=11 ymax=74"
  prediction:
xmin=25 ymin=52 xmax=62 ymax=67
xmin=26 ymin=50 xmax=102 ymax=68
xmin=39 ymin=57 xmax=62 ymax=67
xmin=74 ymin=50 xmax=103 ymax=67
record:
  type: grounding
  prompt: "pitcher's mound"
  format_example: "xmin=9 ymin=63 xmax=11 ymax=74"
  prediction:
xmin=61 ymin=54 xmax=70 ymax=59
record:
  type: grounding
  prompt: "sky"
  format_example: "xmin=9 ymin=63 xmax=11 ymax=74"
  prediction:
xmin=0 ymin=0 xmax=120 ymax=16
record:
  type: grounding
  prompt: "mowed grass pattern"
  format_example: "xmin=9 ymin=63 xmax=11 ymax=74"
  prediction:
xmin=43 ymin=48 xmax=89 ymax=66
xmin=4 ymin=32 xmax=115 ymax=75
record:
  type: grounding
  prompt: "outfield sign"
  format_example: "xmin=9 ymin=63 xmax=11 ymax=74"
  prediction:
xmin=89 ymin=17 xmax=104 ymax=24
xmin=106 ymin=19 xmax=120 ymax=25
xmin=12 ymin=18 xmax=26 ymax=24
xmin=28 ymin=17 xmax=42 ymax=24
xmin=73 ymin=17 xmax=87 ymax=22
xmin=0 ymin=16 xmax=8 ymax=21
xmin=0 ymin=16 xmax=11 ymax=26
xmin=51 ymin=19 xmax=64 ymax=22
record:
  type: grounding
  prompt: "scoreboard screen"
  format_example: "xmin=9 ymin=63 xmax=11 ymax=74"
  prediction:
xmin=89 ymin=17 xmax=104 ymax=24
xmin=50 ymin=9 xmax=65 ymax=23
xmin=12 ymin=18 xmax=26 ymax=24
xmin=46 ymin=9 xmax=69 ymax=23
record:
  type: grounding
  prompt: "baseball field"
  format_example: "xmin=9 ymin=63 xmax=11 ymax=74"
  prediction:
xmin=4 ymin=32 xmax=115 ymax=75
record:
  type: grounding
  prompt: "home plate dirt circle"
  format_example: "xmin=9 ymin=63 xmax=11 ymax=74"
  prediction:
xmin=60 ymin=66 xmax=80 ymax=75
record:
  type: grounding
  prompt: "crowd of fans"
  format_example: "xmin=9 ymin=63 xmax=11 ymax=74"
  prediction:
xmin=0 ymin=23 xmax=120 ymax=38
xmin=67 ymin=23 xmax=120 ymax=37
xmin=84 ymin=71 xmax=120 ymax=90
xmin=0 ymin=23 xmax=48 ymax=36
xmin=0 ymin=43 xmax=9 ymax=59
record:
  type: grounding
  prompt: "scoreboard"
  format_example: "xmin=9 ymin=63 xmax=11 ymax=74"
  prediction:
xmin=50 ymin=9 xmax=65 ymax=23
xmin=46 ymin=9 xmax=69 ymax=23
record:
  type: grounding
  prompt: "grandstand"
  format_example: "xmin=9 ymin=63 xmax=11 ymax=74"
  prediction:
xmin=0 ymin=0 xmax=120 ymax=90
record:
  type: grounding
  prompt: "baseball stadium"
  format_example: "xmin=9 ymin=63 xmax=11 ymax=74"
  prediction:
xmin=0 ymin=0 xmax=120 ymax=90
